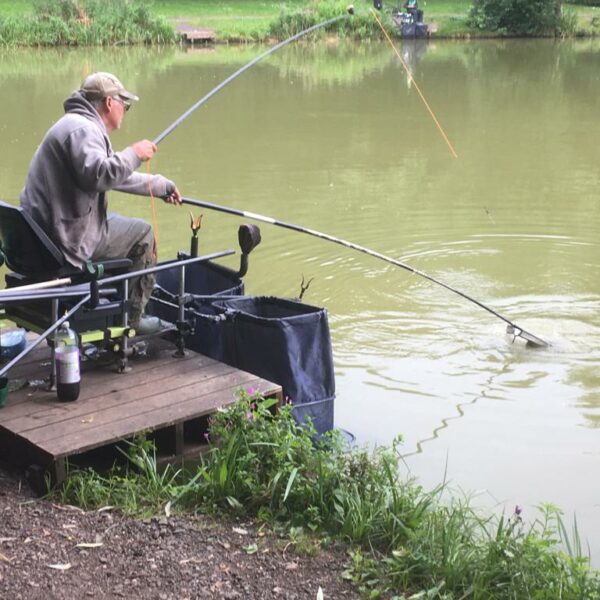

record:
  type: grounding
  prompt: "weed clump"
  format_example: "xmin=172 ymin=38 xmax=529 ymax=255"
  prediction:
xmin=268 ymin=0 xmax=386 ymax=41
xmin=0 ymin=0 xmax=175 ymax=46
xmin=56 ymin=390 xmax=600 ymax=598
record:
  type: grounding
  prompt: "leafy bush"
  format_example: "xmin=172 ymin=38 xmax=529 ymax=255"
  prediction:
xmin=180 ymin=394 xmax=353 ymax=526
xmin=468 ymin=0 xmax=565 ymax=35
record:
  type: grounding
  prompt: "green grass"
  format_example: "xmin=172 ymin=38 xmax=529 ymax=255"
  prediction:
xmin=0 ymin=0 xmax=598 ymax=40
xmin=153 ymin=0 xmax=307 ymax=40
xmin=153 ymin=0 xmax=307 ymax=19
xmin=0 ymin=0 xmax=32 ymax=17
xmin=0 ymin=0 xmax=175 ymax=46
xmin=422 ymin=1 xmax=472 ymax=35
xmin=53 ymin=390 xmax=600 ymax=599
xmin=420 ymin=0 xmax=471 ymax=17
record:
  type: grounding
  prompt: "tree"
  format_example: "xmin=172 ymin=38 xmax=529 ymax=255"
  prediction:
xmin=468 ymin=0 xmax=563 ymax=35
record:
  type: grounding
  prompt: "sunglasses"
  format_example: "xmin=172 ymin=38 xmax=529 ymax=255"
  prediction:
xmin=112 ymin=96 xmax=131 ymax=112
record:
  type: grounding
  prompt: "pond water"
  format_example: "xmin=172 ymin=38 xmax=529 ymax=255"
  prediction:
xmin=2 ymin=39 xmax=600 ymax=559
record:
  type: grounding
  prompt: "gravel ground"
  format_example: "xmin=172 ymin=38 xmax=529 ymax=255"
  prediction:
xmin=0 ymin=467 xmax=359 ymax=600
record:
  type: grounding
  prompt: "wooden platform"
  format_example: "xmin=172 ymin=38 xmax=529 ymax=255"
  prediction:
xmin=174 ymin=21 xmax=217 ymax=43
xmin=0 ymin=338 xmax=281 ymax=485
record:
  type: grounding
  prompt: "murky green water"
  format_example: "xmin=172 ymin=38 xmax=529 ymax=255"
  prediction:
xmin=2 ymin=39 xmax=600 ymax=558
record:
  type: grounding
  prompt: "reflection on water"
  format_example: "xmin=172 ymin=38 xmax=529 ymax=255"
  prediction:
xmin=2 ymin=39 xmax=600 ymax=560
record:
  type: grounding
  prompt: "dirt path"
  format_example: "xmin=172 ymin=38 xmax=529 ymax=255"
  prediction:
xmin=0 ymin=467 xmax=358 ymax=600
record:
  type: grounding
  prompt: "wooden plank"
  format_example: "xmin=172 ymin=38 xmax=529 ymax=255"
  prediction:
xmin=54 ymin=458 xmax=67 ymax=484
xmin=2 ymin=351 xmax=228 ymax=428
xmin=45 ymin=375 xmax=280 ymax=457
xmin=7 ymin=359 xmax=236 ymax=436
xmin=0 ymin=336 xmax=282 ymax=470
xmin=175 ymin=422 xmax=184 ymax=457
xmin=34 ymin=368 xmax=269 ymax=449
xmin=1 ymin=343 xmax=52 ymax=380
xmin=0 ymin=350 xmax=172 ymax=418
xmin=174 ymin=21 xmax=216 ymax=42
xmin=185 ymin=30 xmax=216 ymax=41
xmin=0 ymin=343 xmax=202 ymax=422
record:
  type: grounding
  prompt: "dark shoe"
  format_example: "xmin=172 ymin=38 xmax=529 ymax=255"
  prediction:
xmin=134 ymin=315 xmax=168 ymax=336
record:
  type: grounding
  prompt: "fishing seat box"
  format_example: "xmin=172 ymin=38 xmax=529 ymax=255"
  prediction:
xmin=0 ymin=200 xmax=132 ymax=334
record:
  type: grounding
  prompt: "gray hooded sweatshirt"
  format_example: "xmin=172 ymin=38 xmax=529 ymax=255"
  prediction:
xmin=20 ymin=91 xmax=172 ymax=269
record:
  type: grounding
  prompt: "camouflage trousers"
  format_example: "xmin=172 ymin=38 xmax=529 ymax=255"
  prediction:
xmin=91 ymin=213 xmax=156 ymax=327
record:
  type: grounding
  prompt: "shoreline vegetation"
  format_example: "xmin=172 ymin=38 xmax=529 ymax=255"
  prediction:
xmin=54 ymin=392 xmax=600 ymax=598
xmin=0 ymin=0 xmax=598 ymax=46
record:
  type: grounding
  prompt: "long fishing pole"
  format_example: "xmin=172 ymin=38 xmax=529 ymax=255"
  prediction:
xmin=148 ymin=7 xmax=544 ymax=346
xmin=153 ymin=6 xmax=355 ymax=145
xmin=180 ymin=195 xmax=549 ymax=348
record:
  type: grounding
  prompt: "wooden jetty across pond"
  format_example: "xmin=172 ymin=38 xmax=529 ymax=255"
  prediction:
xmin=0 ymin=337 xmax=282 ymax=487
xmin=175 ymin=21 xmax=217 ymax=43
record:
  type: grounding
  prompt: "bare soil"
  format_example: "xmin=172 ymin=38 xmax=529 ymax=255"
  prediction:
xmin=0 ymin=467 xmax=359 ymax=600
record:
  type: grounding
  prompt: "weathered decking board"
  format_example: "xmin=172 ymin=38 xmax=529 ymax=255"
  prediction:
xmin=174 ymin=21 xmax=217 ymax=43
xmin=0 ymin=338 xmax=282 ymax=483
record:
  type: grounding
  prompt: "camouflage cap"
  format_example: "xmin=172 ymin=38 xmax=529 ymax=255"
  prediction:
xmin=80 ymin=72 xmax=139 ymax=102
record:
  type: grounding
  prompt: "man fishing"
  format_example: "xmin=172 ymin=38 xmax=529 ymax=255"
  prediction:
xmin=403 ymin=0 xmax=419 ymax=20
xmin=20 ymin=72 xmax=181 ymax=334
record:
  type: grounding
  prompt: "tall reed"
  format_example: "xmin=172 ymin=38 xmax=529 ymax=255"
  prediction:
xmin=268 ymin=0 xmax=387 ymax=41
xmin=0 ymin=0 xmax=175 ymax=46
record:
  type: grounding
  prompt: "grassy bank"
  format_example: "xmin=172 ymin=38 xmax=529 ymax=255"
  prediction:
xmin=54 ymin=391 xmax=600 ymax=599
xmin=0 ymin=0 xmax=599 ymax=44
xmin=0 ymin=0 xmax=175 ymax=45
xmin=91 ymin=0 xmax=600 ymax=39
xmin=153 ymin=0 xmax=600 ymax=38
xmin=154 ymin=0 xmax=306 ymax=41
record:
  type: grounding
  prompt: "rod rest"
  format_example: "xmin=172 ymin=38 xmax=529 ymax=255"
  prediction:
xmin=237 ymin=224 xmax=261 ymax=278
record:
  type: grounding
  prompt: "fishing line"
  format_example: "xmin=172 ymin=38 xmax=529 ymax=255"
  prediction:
xmin=370 ymin=8 xmax=458 ymax=159
xmin=146 ymin=160 xmax=160 ymax=252
xmin=180 ymin=195 xmax=549 ymax=348
xmin=152 ymin=7 xmax=355 ymax=146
